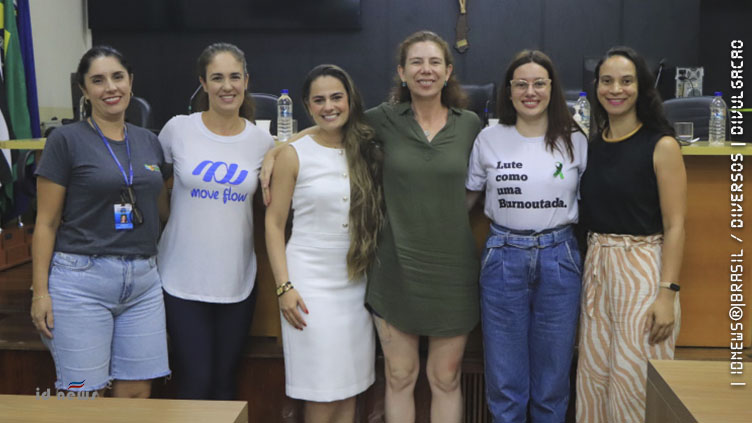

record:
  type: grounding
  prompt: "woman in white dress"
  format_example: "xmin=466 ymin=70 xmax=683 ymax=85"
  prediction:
xmin=265 ymin=64 xmax=383 ymax=423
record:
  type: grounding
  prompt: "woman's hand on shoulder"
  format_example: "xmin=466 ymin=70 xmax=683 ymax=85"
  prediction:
xmin=260 ymin=127 xmax=317 ymax=205
xmin=278 ymin=289 xmax=308 ymax=330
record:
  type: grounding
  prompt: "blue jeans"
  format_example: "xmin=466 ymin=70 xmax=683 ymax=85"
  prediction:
xmin=42 ymin=252 xmax=170 ymax=391
xmin=480 ymin=224 xmax=581 ymax=423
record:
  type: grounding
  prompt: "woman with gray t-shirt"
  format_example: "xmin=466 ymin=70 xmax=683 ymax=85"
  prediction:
xmin=31 ymin=46 xmax=170 ymax=397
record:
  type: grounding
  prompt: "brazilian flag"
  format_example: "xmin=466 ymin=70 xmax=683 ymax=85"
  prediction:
xmin=0 ymin=0 xmax=33 ymax=218
xmin=0 ymin=0 xmax=31 ymax=139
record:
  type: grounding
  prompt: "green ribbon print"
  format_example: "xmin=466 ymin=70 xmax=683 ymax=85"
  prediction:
xmin=553 ymin=162 xmax=564 ymax=179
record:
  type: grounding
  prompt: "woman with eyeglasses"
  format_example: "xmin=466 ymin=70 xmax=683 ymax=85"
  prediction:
xmin=157 ymin=43 xmax=274 ymax=400
xmin=31 ymin=46 xmax=170 ymax=397
xmin=577 ymin=46 xmax=685 ymax=423
xmin=465 ymin=50 xmax=587 ymax=421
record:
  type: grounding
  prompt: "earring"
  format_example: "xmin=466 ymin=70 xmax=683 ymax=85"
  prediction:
xmin=444 ymin=80 xmax=448 ymax=87
xmin=130 ymin=91 xmax=135 ymax=98
xmin=401 ymin=81 xmax=406 ymax=87
xmin=79 ymin=97 xmax=90 ymax=120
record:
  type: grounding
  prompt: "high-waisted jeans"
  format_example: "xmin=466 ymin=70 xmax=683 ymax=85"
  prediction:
xmin=480 ymin=223 xmax=582 ymax=423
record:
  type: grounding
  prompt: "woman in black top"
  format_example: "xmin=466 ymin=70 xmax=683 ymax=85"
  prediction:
xmin=576 ymin=46 xmax=686 ymax=423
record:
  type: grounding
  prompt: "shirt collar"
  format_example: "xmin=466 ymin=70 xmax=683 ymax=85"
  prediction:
xmin=394 ymin=101 xmax=463 ymax=116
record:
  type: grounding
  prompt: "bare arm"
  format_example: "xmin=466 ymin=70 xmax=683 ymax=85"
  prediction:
xmin=645 ymin=136 xmax=687 ymax=344
xmin=158 ymin=177 xmax=171 ymax=224
xmin=31 ymin=177 xmax=66 ymax=338
xmin=260 ymin=126 xmax=318 ymax=205
xmin=466 ymin=190 xmax=481 ymax=211
xmin=264 ymin=145 xmax=308 ymax=329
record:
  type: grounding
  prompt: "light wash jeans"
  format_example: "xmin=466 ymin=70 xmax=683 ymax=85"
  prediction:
xmin=42 ymin=252 xmax=170 ymax=391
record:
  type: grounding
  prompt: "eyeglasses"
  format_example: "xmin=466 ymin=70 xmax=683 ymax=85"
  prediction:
xmin=510 ymin=78 xmax=551 ymax=92
xmin=120 ymin=186 xmax=144 ymax=226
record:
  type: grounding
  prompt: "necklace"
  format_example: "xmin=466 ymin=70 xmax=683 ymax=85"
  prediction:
xmin=603 ymin=123 xmax=643 ymax=142
xmin=423 ymin=129 xmax=430 ymax=137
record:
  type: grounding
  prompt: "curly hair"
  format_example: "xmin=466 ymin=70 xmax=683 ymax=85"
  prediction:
xmin=497 ymin=50 xmax=580 ymax=161
xmin=388 ymin=30 xmax=468 ymax=109
xmin=302 ymin=64 xmax=384 ymax=279
xmin=194 ymin=42 xmax=255 ymax=122
xmin=591 ymin=46 xmax=674 ymax=137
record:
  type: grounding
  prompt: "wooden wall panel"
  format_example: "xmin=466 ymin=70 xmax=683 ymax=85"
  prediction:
xmin=91 ymin=0 xmax=702 ymax=129
xmin=677 ymin=155 xmax=751 ymax=347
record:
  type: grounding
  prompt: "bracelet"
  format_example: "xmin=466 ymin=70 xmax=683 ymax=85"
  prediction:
xmin=276 ymin=281 xmax=294 ymax=297
xmin=659 ymin=282 xmax=680 ymax=292
xmin=32 ymin=295 xmax=49 ymax=301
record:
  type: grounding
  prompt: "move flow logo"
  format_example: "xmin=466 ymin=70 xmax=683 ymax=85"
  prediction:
xmin=190 ymin=160 xmax=249 ymax=204
xmin=192 ymin=160 xmax=248 ymax=185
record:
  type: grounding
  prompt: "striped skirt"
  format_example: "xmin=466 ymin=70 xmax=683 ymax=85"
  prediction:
xmin=576 ymin=232 xmax=680 ymax=423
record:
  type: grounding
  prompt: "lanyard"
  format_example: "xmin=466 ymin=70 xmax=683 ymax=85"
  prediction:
xmin=90 ymin=118 xmax=133 ymax=186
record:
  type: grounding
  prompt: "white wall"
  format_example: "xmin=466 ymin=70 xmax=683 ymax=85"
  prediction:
xmin=29 ymin=0 xmax=91 ymax=123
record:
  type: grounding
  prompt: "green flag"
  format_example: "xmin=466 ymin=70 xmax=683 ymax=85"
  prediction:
xmin=0 ymin=0 xmax=31 ymax=140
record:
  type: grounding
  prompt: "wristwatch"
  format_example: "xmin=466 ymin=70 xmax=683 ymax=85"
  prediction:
xmin=276 ymin=281 xmax=294 ymax=297
xmin=659 ymin=282 xmax=680 ymax=292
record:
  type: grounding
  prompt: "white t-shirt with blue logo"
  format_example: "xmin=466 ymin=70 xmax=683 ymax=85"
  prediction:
xmin=158 ymin=113 xmax=274 ymax=302
xmin=465 ymin=124 xmax=587 ymax=232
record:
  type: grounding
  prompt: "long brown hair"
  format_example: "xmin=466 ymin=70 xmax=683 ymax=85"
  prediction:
xmin=497 ymin=50 xmax=579 ymax=161
xmin=302 ymin=64 xmax=384 ymax=279
xmin=194 ymin=42 xmax=255 ymax=121
xmin=388 ymin=30 xmax=468 ymax=109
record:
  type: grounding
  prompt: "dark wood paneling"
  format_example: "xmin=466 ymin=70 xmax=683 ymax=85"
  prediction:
xmin=623 ymin=0 xmax=700 ymax=67
xmin=91 ymin=0 xmax=703 ymax=130
xmin=0 ymin=350 xmax=56 ymax=395
xmin=543 ymin=0 xmax=623 ymax=92
xmin=459 ymin=0 xmax=544 ymax=86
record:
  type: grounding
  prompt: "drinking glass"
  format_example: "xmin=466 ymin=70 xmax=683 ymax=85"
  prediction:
xmin=674 ymin=122 xmax=694 ymax=145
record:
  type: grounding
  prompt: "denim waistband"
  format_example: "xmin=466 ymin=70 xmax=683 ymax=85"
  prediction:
xmin=57 ymin=252 xmax=154 ymax=261
xmin=486 ymin=223 xmax=574 ymax=249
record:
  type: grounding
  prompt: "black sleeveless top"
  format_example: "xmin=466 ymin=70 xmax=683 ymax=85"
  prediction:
xmin=580 ymin=126 xmax=667 ymax=235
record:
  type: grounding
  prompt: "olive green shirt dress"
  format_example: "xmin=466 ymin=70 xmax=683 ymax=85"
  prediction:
xmin=365 ymin=102 xmax=482 ymax=337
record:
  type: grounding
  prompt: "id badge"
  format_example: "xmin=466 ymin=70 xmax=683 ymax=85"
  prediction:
xmin=114 ymin=203 xmax=134 ymax=231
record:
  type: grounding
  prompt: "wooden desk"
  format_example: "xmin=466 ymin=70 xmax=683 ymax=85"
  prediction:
xmin=678 ymin=142 xmax=751 ymax=346
xmin=646 ymin=360 xmax=751 ymax=423
xmin=0 ymin=139 xmax=46 ymax=150
xmin=0 ymin=394 xmax=248 ymax=423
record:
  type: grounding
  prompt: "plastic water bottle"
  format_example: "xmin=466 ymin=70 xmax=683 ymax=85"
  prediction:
xmin=708 ymin=92 xmax=727 ymax=146
xmin=573 ymin=92 xmax=590 ymax=136
xmin=277 ymin=89 xmax=293 ymax=142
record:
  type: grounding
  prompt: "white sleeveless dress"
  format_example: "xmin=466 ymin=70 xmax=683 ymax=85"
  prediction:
xmin=282 ymin=135 xmax=375 ymax=401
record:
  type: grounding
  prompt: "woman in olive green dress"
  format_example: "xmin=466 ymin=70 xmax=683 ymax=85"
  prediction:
xmin=363 ymin=30 xmax=480 ymax=423
xmin=262 ymin=31 xmax=480 ymax=423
